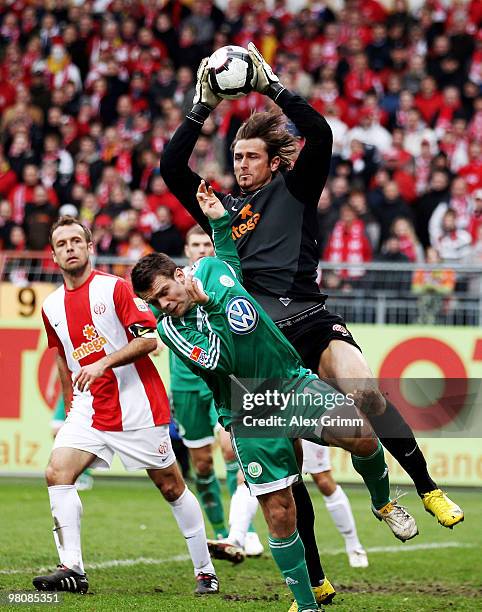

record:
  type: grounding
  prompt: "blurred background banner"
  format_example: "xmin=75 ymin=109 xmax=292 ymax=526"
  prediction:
xmin=1 ymin=300 xmax=481 ymax=484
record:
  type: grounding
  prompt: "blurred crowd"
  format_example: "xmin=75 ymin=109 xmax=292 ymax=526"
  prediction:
xmin=0 ymin=0 xmax=482 ymax=291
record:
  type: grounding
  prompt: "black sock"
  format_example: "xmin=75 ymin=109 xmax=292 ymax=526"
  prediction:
xmin=369 ymin=401 xmax=437 ymax=496
xmin=292 ymin=481 xmax=325 ymax=586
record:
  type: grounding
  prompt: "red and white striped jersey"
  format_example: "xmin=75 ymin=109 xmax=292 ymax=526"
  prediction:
xmin=42 ymin=270 xmax=170 ymax=431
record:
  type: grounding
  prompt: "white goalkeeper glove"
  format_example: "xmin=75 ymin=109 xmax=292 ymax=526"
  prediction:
xmin=248 ymin=42 xmax=285 ymax=100
xmin=188 ymin=57 xmax=222 ymax=124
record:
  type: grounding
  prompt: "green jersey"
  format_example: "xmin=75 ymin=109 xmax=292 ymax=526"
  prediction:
xmin=155 ymin=212 xmax=312 ymax=426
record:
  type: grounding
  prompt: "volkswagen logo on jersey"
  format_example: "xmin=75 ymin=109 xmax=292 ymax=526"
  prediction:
xmin=226 ymin=296 xmax=259 ymax=335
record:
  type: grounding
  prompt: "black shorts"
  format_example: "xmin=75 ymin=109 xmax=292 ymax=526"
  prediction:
xmin=275 ymin=303 xmax=362 ymax=373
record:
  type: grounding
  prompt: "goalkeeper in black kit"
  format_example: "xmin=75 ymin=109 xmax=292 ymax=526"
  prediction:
xmin=160 ymin=43 xmax=464 ymax=609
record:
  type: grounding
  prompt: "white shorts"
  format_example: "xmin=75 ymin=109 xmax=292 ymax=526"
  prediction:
xmin=301 ymin=440 xmax=332 ymax=474
xmin=53 ymin=421 xmax=176 ymax=472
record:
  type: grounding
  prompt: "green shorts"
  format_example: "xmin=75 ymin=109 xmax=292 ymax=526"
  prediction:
xmin=171 ymin=389 xmax=218 ymax=448
xmin=230 ymin=433 xmax=301 ymax=496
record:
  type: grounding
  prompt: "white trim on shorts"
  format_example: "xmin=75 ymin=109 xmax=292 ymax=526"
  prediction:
xmin=247 ymin=474 xmax=300 ymax=497
xmin=53 ymin=421 xmax=176 ymax=471
xmin=181 ymin=434 xmax=216 ymax=449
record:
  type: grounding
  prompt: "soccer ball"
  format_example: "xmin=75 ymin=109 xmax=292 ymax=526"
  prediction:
xmin=207 ymin=45 xmax=257 ymax=100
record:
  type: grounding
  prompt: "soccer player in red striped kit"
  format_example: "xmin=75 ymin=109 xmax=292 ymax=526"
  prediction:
xmin=33 ymin=216 xmax=219 ymax=596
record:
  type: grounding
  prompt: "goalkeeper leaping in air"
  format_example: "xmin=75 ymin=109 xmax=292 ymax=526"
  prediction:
xmin=132 ymin=181 xmax=417 ymax=612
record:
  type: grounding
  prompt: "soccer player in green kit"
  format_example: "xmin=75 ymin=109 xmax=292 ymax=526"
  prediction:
xmin=170 ymin=225 xmax=264 ymax=557
xmin=132 ymin=182 xmax=416 ymax=612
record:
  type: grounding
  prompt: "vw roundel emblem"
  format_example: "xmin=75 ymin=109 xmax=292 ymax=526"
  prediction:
xmin=226 ymin=296 xmax=259 ymax=335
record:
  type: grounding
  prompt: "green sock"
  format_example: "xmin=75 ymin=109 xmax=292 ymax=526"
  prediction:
xmin=268 ymin=530 xmax=317 ymax=611
xmin=351 ymin=440 xmax=390 ymax=510
xmin=195 ymin=471 xmax=228 ymax=538
xmin=225 ymin=460 xmax=239 ymax=497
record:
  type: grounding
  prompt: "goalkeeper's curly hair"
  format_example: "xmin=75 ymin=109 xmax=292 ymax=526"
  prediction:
xmin=231 ymin=111 xmax=298 ymax=172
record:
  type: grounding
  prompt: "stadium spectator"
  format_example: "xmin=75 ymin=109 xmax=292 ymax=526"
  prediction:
xmin=347 ymin=190 xmax=380 ymax=249
xmin=0 ymin=199 xmax=15 ymax=248
xmin=390 ymin=217 xmax=424 ymax=262
xmin=428 ymin=177 xmax=471 ymax=244
xmin=323 ymin=203 xmax=373 ymax=281
xmin=150 ymin=205 xmax=184 ymax=255
xmin=370 ymin=235 xmax=412 ymax=293
xmin=414 ymin=170 xmax=451 ymax=248
xmin=431 ymin=209 xmax=472 ymax=262
xmin=468 ymin=188 xmax=482 ymax=242
xmin=346 ymin=108 xmax=392 ymax=154
xmin=24 ymin=184 xmax=58 ymax=250
xmin=370 ymin=180 xmax=412 ymax=245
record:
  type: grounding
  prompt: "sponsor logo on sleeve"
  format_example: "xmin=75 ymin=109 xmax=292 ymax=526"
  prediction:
xmin=332 ymin=323 xmax=350 ymax=337
xmin=134 ymin=297 xmax=149 ymax=312
xmin=189 ymin=346 xmax=209 ymax=365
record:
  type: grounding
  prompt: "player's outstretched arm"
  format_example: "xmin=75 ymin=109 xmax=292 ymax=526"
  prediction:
xmin=196 ymin=180 xmax=243 ymax=281
xmin=248 ymin=42 xmax=332 ymax=207
xmin=160 ymin=59 xmax=226 ymax=235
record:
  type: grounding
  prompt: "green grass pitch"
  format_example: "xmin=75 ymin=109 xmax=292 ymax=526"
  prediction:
xmin=1 ymin=477 xmax=481 ymax=611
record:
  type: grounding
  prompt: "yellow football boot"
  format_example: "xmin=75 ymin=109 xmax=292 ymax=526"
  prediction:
xmin=422 ymin=489 xmax=464 ymax=528
xmin=288 ymin=578 xmax=336 ymax=611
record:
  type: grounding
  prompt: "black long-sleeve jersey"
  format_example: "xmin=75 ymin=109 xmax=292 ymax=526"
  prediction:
xmin=160 ymin=89 xmax=333 ymax=310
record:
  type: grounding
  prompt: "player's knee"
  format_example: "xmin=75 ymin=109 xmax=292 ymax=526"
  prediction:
xmin=221 ymin=446 xmax=235 ymax=462
xmin=159 ymin=481 xmax=181 ymax=502
xmin=157 ymin=474 xmax=185 ymax=502
xmin=351 ymin=436 xmax=378 ymax=457
xmin=45 ymin=463 xmax=75 ymax=486
xmin=353 ymin=388 xmax=386 ymax=417
xmin=313 ymin=471 xmax=336 ymax=496
xmin=193 ymin=456 xmax=213 ymax=476
xmin=260 ymin=493 xmax=295 ymax=536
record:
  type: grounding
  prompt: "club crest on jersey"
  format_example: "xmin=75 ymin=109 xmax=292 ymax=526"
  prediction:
xmin=226 ymin=297 xmax=259 ymax=334
xmin=219 ymin=274 xmax=235 ymax=287
xmin=72 ymin=324 xmax=107 ymax=361
xmin=189 ymin=345 xmax=208 ymax=365
xmin=332 ymin=324 xmax=350 ymax=337
xmin=93 ymin=302 xmax=106 ymax=315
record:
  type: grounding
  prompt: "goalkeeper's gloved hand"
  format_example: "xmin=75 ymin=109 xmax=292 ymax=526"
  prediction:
xmin=188 ymin=57 xmax=222 ymax=124
xmin=248 ymin=42 xmax=285 ymax=101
